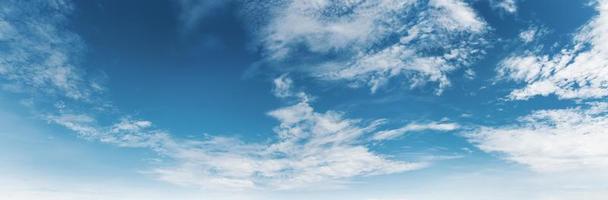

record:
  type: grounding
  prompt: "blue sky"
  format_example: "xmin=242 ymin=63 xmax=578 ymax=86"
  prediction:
xmin=1 ymin=0 xmax=607 ymax=199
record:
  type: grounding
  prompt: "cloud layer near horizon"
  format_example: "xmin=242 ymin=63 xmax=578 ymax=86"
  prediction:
xmin=470 ymin=0 xmax=608 ymax=173
xmin=2 ymin=0 xmax=608 ymax=196
xmin=0 ymin=0 xmax=435 ymax=189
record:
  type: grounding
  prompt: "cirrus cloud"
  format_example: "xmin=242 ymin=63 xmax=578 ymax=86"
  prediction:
xmin=1 ymin=0 xmax=426 ymax=190
xmin=252 ymin=0 xmax=488 ymax=94
xmin=466 ymin=103 xmax=608 ymax=172
xmin=497 ymin=0 xmax=608 ymax=100
xmin=48 ymin=79 xmax=426 ymax=190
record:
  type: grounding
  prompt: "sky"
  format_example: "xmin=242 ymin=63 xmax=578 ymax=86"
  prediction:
xmin=1 ymin=0 xmax=607 ymax=199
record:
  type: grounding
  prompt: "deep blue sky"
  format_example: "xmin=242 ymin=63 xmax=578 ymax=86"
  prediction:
xmin=1 ymin=0 xmax=607 ymax=199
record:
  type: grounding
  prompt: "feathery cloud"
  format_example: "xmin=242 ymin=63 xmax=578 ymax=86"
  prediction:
xmin=372 ymin=121 xmax=460 ymax=141
xmin=253 ymin=0 xmax=488 ymax=94
xmin=489 ymin=0 xmax=517 ymax=14
xmin=498 ymin=0 xmax=608 ymax=100
xmin=0 ymin=0 xmax=101 ymax=101
xmin=466 ymin=103 xmax=608 ymax=172
xmin=44 ymin=75 xmax=425 ymax=190
xmin=176 ymin=0 xmax=232 ymax=31
xmin=1 ymin=0 xmax=427 ymax=190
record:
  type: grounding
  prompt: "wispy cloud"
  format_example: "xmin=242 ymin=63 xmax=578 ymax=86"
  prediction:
xmin=489 ymin=0 xmax=517 ymax=14
xmin=497 ymin=0 xmax=608 ymax=100
xmin=1 ymin=0 xmax=429 ymax=190
xmin=47 ymin=77 xmax=425 ymax=190
xmin=46 ymin=114 xmax=172 ymax=150
xmin=9 ymin=0 xmax=608 ymax=196
xmin=155 ymin=78 xmax=426 ymax=189
xmin=518 ymin=25 xmax=546 ymax=44
xmin=476 ymin=0 xmax=608 ymax=174
xmin=466 ymin=102 xmax=608 ymax=172
xmin=271 ymin=74 xmax=309 ymax=101
xmin=252 ymin=0 xmax=488 ymax=94
xmin=372 ymin=121 xmax=460 ymax=141
xmin=0 ymin=0 xmax=102 ymax=101
xmin=176 ymin=0 xmax=232 ymax=31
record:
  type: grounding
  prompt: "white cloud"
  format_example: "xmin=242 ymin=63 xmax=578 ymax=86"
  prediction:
xmin=48 ymin=99 xmax=424 ymax=190
xmin=519 ymin=27 xmax=539 ymax=43
xmin=498 ymin=0 xmax=608 ymax=100
xmin=373 ymin=121 xmax=460 ymax=141
xmin=466 ymin=102 xmax=608 ymax=172
xmin=475 ymin=0 xmax=608 ymax=179
xmin=272 ymin=74 xmax=293 ymax=98
xmin=153 ymin=96 xmax=424 ymax=190
xmin=46 ymin=114 xmax=172 ymax=150
xmin=0 ymin=172 xmax=257 ymax=200
xmin=176 ymin=0 xmax=231 ymax=31
xmin=46 ymin=80 xmax=424 ymax=190
xmin=489 ymin=0 xmax=517 ymax=14
xmin=111 ymin=119 xmax=152 ymax=132
xmin=0 ymin=0 xmax=100 ymax=101
xmin=1 ymin=0 xmax=426 ymax=190
xmin=428 ymin=0 xmax=486 ymax=32
xmin=255 ymin=0 xmax=488 ymax=94
xmin=271 ymin=74 xmax=309 ymax=100
xmin=464 ymin=68 xmax=476 ymax=80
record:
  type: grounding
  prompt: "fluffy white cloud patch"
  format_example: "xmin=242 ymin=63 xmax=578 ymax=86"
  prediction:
xmin=1 ymin=0 xmax=425 ymax=190
xmin=153 ymin=82 xmax=424 ymax=189
xmin=489 ymin=0 xmax=517 ymax=13
xmin=466 ymin=103 xmax=608 ymax=172
xmin=48 ymin=99 xmax=424 ymax=190
xmin=476 ymin=0 xmax=608 ymax=176
xmin=518 ymin=26 xmax=544 ymax=43
xmin=271 ymin=74 xmax=309 ymax=100
xmin=254 ymin=0 xmax=488 ymax=94
xmin=498 ymin=0 xmax=608 ymax=100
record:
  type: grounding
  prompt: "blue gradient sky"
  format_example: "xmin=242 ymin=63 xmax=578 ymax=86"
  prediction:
xmin=1 ymin=0 xmax=607 ymax=199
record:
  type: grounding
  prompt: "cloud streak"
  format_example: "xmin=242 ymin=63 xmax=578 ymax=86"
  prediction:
xmin=47 ymin=81 xmax=425 ymax=190
xmin=489 ymin=0 xmax=517 ymax=14
xmin=476 ymin=0 xmax=608 ymax=174
xmin=0 ymin=0 xmax=102 ymax=101
xmin=372 ymin=121 xmax=460 ymax=141
xmin=466 ymin=102 xmax=608 ymax=172
xmin=498 ymin=0 xmax=608 ymax=100
xmin=251 ymin=0 xmax=488 ymax=94
xmin=176 ymin=0 xmax=232 ymax=31
xmin=1 ymin=0 xmax=424 ymax=190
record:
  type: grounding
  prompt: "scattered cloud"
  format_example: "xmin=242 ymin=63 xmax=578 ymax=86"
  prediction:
xmin=48 ymin=96 xmax=425 ymax=190
xmin=7 ymin=0 xmax=607 ymax=196
xmin=466 ymin=102 xmax=608 ymax=172
xmin=489 ymin=0 xmax=517 ymax=14
xmin=498 ymin=0 xmax=608 ymax=100
xmin=1 ymin=0 xmax=428 ymax=191
xmin=472 ymin=0 xmax=608 ymax=178
xmin=464 ymin=68 xmax=476 ymax=80
xmin=254 ymin=0 xmax=488 ymax=94
xmin=373 ymin=121 xmax=460 ymax=141
xmin=518 ymin=26 xmax=542 ymax=43
xmin=154 ymin=78 xmax=425 ymax=189
xmin=46 ymin=114 xmax=172 ymax=150
xmin=429 ymin=0 xmax=486 ymax=32
xmin=0 ymin=0 xmax=101 ymax=101
xmin=42 ymin=74 xmax=425 ymax=190
xmin=271 ymin=74 xmax=309 ymax=100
